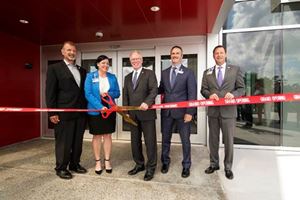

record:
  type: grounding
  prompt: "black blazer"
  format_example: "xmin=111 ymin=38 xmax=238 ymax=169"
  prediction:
xmin=123 ymin=68 xmax=158 ymax=121
xmin=158 ymin=65 xmax=197 ymax=119
xmin=46 ymin=61 xmax=87 ymax=120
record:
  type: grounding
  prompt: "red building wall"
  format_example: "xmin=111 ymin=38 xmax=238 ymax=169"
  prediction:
xmin=0 ymin=32 xmax=40 ymax=147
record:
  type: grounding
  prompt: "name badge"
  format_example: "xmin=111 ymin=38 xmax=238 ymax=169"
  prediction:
xmin=206 ymin=67 xmax=214 ymax=75
xmin=92 ymin=78 xmax=99 ymax=83
xmin=177 ymin=70 xmax=184 ymax=74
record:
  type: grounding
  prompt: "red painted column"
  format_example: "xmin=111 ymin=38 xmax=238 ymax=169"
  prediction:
xmin=0 ymin=32 xmax=40 ymax=147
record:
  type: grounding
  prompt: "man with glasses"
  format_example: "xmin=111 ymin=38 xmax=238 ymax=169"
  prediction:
xmin=124 ymin=50 xmax=158 ymax=181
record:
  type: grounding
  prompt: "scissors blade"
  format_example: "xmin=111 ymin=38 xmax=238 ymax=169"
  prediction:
xmin=117 ymin=111 xmax=138 ymax=126
xmin=115 ymin=106 xmax=141 ymax=111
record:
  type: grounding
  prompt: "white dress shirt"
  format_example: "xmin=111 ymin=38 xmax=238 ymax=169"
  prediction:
xmin=64 ymin=59 xmax=81 ymax=87
xmin=132 ymin=67 xmax=143 ymax=82
xmin=215 ymin=62 xmax=226 ymax=81
xmin=99 ymin=76 xmax=110 ymax=94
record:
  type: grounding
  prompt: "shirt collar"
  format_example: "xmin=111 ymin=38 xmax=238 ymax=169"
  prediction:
xmin=64 ymin=59 xmax=75 ymax=67
xmin=215 ymin=62 xmax=226 ymax=69
xmin=133 ymin=67 xmax=142 ymax=74
xmin=172 ymin=63 xmax=181 ymax=69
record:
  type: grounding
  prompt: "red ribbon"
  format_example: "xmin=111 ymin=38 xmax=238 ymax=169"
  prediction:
xmin=0 ymin=93 xmax=299 ymax=112
xmin=151 ymin=93 xmax=300 ymax=110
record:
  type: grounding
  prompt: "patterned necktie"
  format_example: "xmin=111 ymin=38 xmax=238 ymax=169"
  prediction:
xmin=217 ymin=66 xmax=223 ymax=87
xmin=132 ymin=71 xmax=138 ymax=89
xmin=170 ymin=67 xmax=176 ymax=88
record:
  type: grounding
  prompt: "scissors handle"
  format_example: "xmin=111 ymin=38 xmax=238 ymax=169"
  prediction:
xmin=101 ymin=108 xmax=113 ymax=119
xmin=100 ymin=94 xmax=116 ymax=118
xmin=101 ymin=93 xmax=114 ymax=107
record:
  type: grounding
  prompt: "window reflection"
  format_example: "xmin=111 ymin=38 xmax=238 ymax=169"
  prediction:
xmin=282 ymin=29 xmax=300 ymax=147
xmin=224 ymin=31 xmax=281 ymax=146
xmin=283 ymin=2 xmax=300 ymax=25
xmin=224 ymin=28 xmax=300 ymax=147
xmin=225 ymin=0 xmax=300 ymax=30
xmin=224 ymin=0 xmax=281 ymax=30
xmin=223 ymin=1 xmax=300 ymax=147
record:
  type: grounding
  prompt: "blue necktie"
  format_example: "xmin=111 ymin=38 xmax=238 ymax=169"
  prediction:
xmin=217 ymin=67 xmax=223 ymax=87
xmin=170 ymin=67 xmax=176 ymax=88
xmin=132 ymin=71 xmax=138 ymax=89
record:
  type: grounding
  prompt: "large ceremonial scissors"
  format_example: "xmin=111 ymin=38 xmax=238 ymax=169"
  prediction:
xmin=101 ymin=94 xmax=138 ymax=126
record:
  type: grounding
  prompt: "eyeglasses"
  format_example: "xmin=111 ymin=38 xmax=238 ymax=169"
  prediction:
xmin=130 ymin=57 xmax=141 ymax=61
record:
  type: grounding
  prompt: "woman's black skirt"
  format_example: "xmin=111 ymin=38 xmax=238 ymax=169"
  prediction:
xmin=88 ymin=112 xmax=116 ymax=135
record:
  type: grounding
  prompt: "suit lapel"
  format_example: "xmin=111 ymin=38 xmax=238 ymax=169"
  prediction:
xmin=78 ymin=66 xmax=85 ymax=89
xmin=134 ymin=68 xmax=144 ymax=90
xmin=212 ymin=67 xmax=220 ymax=88
xmin=62 ymin=61 xmax=80 ymax=88
xmin=222 ymin=65 xmax=231 ymax=86
xmin=165 ymin=67 xmax=172 ymax=91
xmin=128 ymin=72 xmax=134 ymax=90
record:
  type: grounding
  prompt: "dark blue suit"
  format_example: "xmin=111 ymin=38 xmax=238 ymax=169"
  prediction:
xmin=158 ymin=65 xmax=197 ymax=169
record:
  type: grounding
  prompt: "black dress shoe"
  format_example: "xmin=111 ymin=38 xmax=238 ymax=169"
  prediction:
xmin=144 ymin=170 xmax=155 ymax=181
xmin=128 ymin=165 xmax=145 ymax=175
xmin=69 ymin=164 xmax=87 ymax=174
xmin=181 ymin=168 xmax=190 ymax=178
xmin=204 ymin=166 xmax=220 ymax=174
xmin=161 ymin=164 xmax=169 ymax=174
xmin=225 ymin=170 xmax=234 ymax=180
xmin=56 ymin=170 xmax=73 ymax=179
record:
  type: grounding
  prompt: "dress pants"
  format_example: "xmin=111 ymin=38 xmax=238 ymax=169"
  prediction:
xmin=130 ymin=119 xmax=157 ymax=170
xmin=161 ymin=117 xmax=191 ymax=169
xmin=54 ymin=117 xmax=86 ymax=171
xmin=208 ymin=117 xmax=235 ymax=170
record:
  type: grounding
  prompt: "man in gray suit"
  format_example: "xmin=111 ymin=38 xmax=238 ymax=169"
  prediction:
xmin=201 ymin=45 xmax=245 ymax=180
xmin=124 ymin=50 xmax=158 ymax=181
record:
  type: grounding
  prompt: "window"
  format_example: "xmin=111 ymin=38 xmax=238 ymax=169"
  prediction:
xmin=222 ymin=0 xmax=300 ymax=147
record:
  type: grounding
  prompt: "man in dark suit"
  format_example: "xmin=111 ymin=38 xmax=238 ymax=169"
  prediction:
xmin=158 ymin=46 xmax=197 ymax=178
xmin=46 ymin=41 xmax=87 ymax=179
xmin=201 ymin=45 xmax=245 ymax=180
xmin=124 ymin=50 xmax=158 ymax=181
